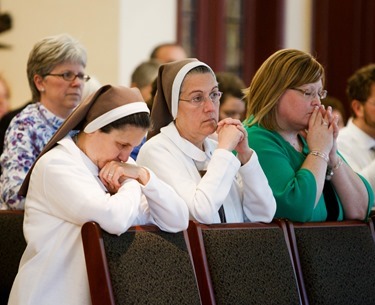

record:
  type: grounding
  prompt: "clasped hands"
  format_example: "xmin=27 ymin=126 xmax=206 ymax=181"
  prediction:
xmin=216 ymin=118 xmax=252 ymax=165
xmin=99 ymin=161 xmax=150 ymax=194
xmin=304 ymin=105 xmax=340 ymax=167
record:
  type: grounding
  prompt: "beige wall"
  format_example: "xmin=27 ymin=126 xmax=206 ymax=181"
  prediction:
xmin=0 ymin=0 xmax=177 ymax=109
xmin=1 ymin=0 xmax=120 ymax=108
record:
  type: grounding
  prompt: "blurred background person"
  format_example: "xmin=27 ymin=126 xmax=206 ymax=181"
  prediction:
xmin=216 ymin=71 xmax=246 ymax=121
xmin=81 ymin=75 xmax=101 ymax=101
xmin=129 ymin=59 xmax=160 ymax=160
xmin=337 ymin=63 xmax=375 ymax=211
xmin=130 ymin=59 xmax=161 ymax=109
xmin=209 ymin=71 xmax=246 ymax=141
xmin=0 ymin=74 xmax=11 ymax=120
xmin=0 ymin=101 xmax=31 ymax=159
xmin=321 ymin=95 xmax=347 ymax=129
xmin=0 ymin=33 xmax=89 ymax=210
xmin=150 ymin=42 xmax=187 ymax=63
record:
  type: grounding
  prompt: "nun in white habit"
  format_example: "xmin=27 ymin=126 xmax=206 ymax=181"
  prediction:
xmin=137 ymin=58 xmax=276 ymax=224
xmin=9 ymin=85 xmax=189 ymax=305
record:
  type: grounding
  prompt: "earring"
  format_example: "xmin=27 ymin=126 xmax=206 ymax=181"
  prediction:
xmin=40 ymin=88 xmax=45 ymax=92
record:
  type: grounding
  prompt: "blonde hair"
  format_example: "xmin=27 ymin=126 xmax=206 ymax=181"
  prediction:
xmin=244 ymin=49 xmax=324 ymax=130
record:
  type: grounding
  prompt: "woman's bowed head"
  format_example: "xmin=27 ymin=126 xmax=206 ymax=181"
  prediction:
xmin=20 ymin=85 xmax=151 ymax=196
xmin=77 ymin=86 xmax=151 ymax=193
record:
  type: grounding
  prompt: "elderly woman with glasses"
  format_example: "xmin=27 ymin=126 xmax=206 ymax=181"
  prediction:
xmin=137 ymin=58 xmax=276 ymax=224
xmin=244 ymin=49 xmax=373 ymax=222
xmin=0 ymin=33 xmax=90 ymax=210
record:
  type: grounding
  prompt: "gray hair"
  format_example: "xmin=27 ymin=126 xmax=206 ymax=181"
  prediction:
xmin=27 ymin=33 xmax=87 ymax=101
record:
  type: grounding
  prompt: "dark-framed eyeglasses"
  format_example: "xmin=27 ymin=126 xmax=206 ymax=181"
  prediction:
xmin=43 ymin=71 xmax=91 ymax=82
xmin=180 ymin=91 xmax=222 ymax=107
xmin=291 ymin=88 xmax=327 ymax=100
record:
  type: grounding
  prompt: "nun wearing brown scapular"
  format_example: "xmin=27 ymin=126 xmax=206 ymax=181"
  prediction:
xmin=137 ymin=59 xmax=276 ymax=224
xmin=8 ymin=85 xmax=189 ymax=305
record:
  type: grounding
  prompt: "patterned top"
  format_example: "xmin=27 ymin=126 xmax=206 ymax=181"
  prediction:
xmin=0 ymin=102 xmax=64 ymax=209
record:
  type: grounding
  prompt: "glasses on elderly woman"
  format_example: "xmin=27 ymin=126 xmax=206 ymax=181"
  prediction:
xmin=43 ymin=71 xmax=91 ymax=82
xmin=291 ymin=88 xmax=327 ymax=100
xmin=180 ymin=91 xmax=222 ymax=107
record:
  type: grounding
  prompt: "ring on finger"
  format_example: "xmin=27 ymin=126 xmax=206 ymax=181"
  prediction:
xmin=322 ymin=120 xmax=328 ymax=126
xmin=107 ymin=173 xmax=114 ymax=178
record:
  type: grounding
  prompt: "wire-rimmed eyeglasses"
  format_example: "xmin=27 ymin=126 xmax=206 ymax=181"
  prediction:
xmin=43 ymin=71 xmax=91 ymax=82
xmin=180 ymin=91 xmax=222 ymax=107
xmin=291 ymin=88 xmax=327 ymax=100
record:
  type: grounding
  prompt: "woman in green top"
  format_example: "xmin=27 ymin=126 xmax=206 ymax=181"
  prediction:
xmin=244 ymin=49 xmax=373 ymax=222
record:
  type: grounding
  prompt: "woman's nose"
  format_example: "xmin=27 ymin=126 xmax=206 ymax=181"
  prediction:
xmin=203 ymin=98 xmax=217 ymax=112
xmin=119 ymin=148 xmax=132 ymax=162
xmin=311 ymin=95 xmax=322 ymax=106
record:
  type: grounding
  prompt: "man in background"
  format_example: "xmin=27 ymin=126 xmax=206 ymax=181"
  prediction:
xmin=150 ymin=42 xmax=187 ymax=63
xmin=337 ymin=63 xmax=375 ymax=212
xmin=130 ymin=59 xmax=160 ymax=106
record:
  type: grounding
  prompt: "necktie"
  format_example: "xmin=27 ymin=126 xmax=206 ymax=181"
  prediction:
xmin=198 ymin=170 xmax=227 ymax=223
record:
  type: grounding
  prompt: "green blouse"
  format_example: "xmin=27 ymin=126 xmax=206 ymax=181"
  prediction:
xmin=245 ymin=122 xmax=374 ymax=222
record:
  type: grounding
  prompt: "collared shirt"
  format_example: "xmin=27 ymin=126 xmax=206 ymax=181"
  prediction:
xmin=337 ymin=118 xmax=375 ymax=200
xmin=0 ymin=102 xmax=64 ymax=209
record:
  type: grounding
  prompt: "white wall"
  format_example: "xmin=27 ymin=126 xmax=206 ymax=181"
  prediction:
xmin=283 ymin=0 xmax=312 ymax=51
xmin=119 ymin=0 xmax=177 ymax=86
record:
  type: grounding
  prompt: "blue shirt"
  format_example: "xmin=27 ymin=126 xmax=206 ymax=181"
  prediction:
xmin=131 ymin=136 xmax=146 ymax=160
